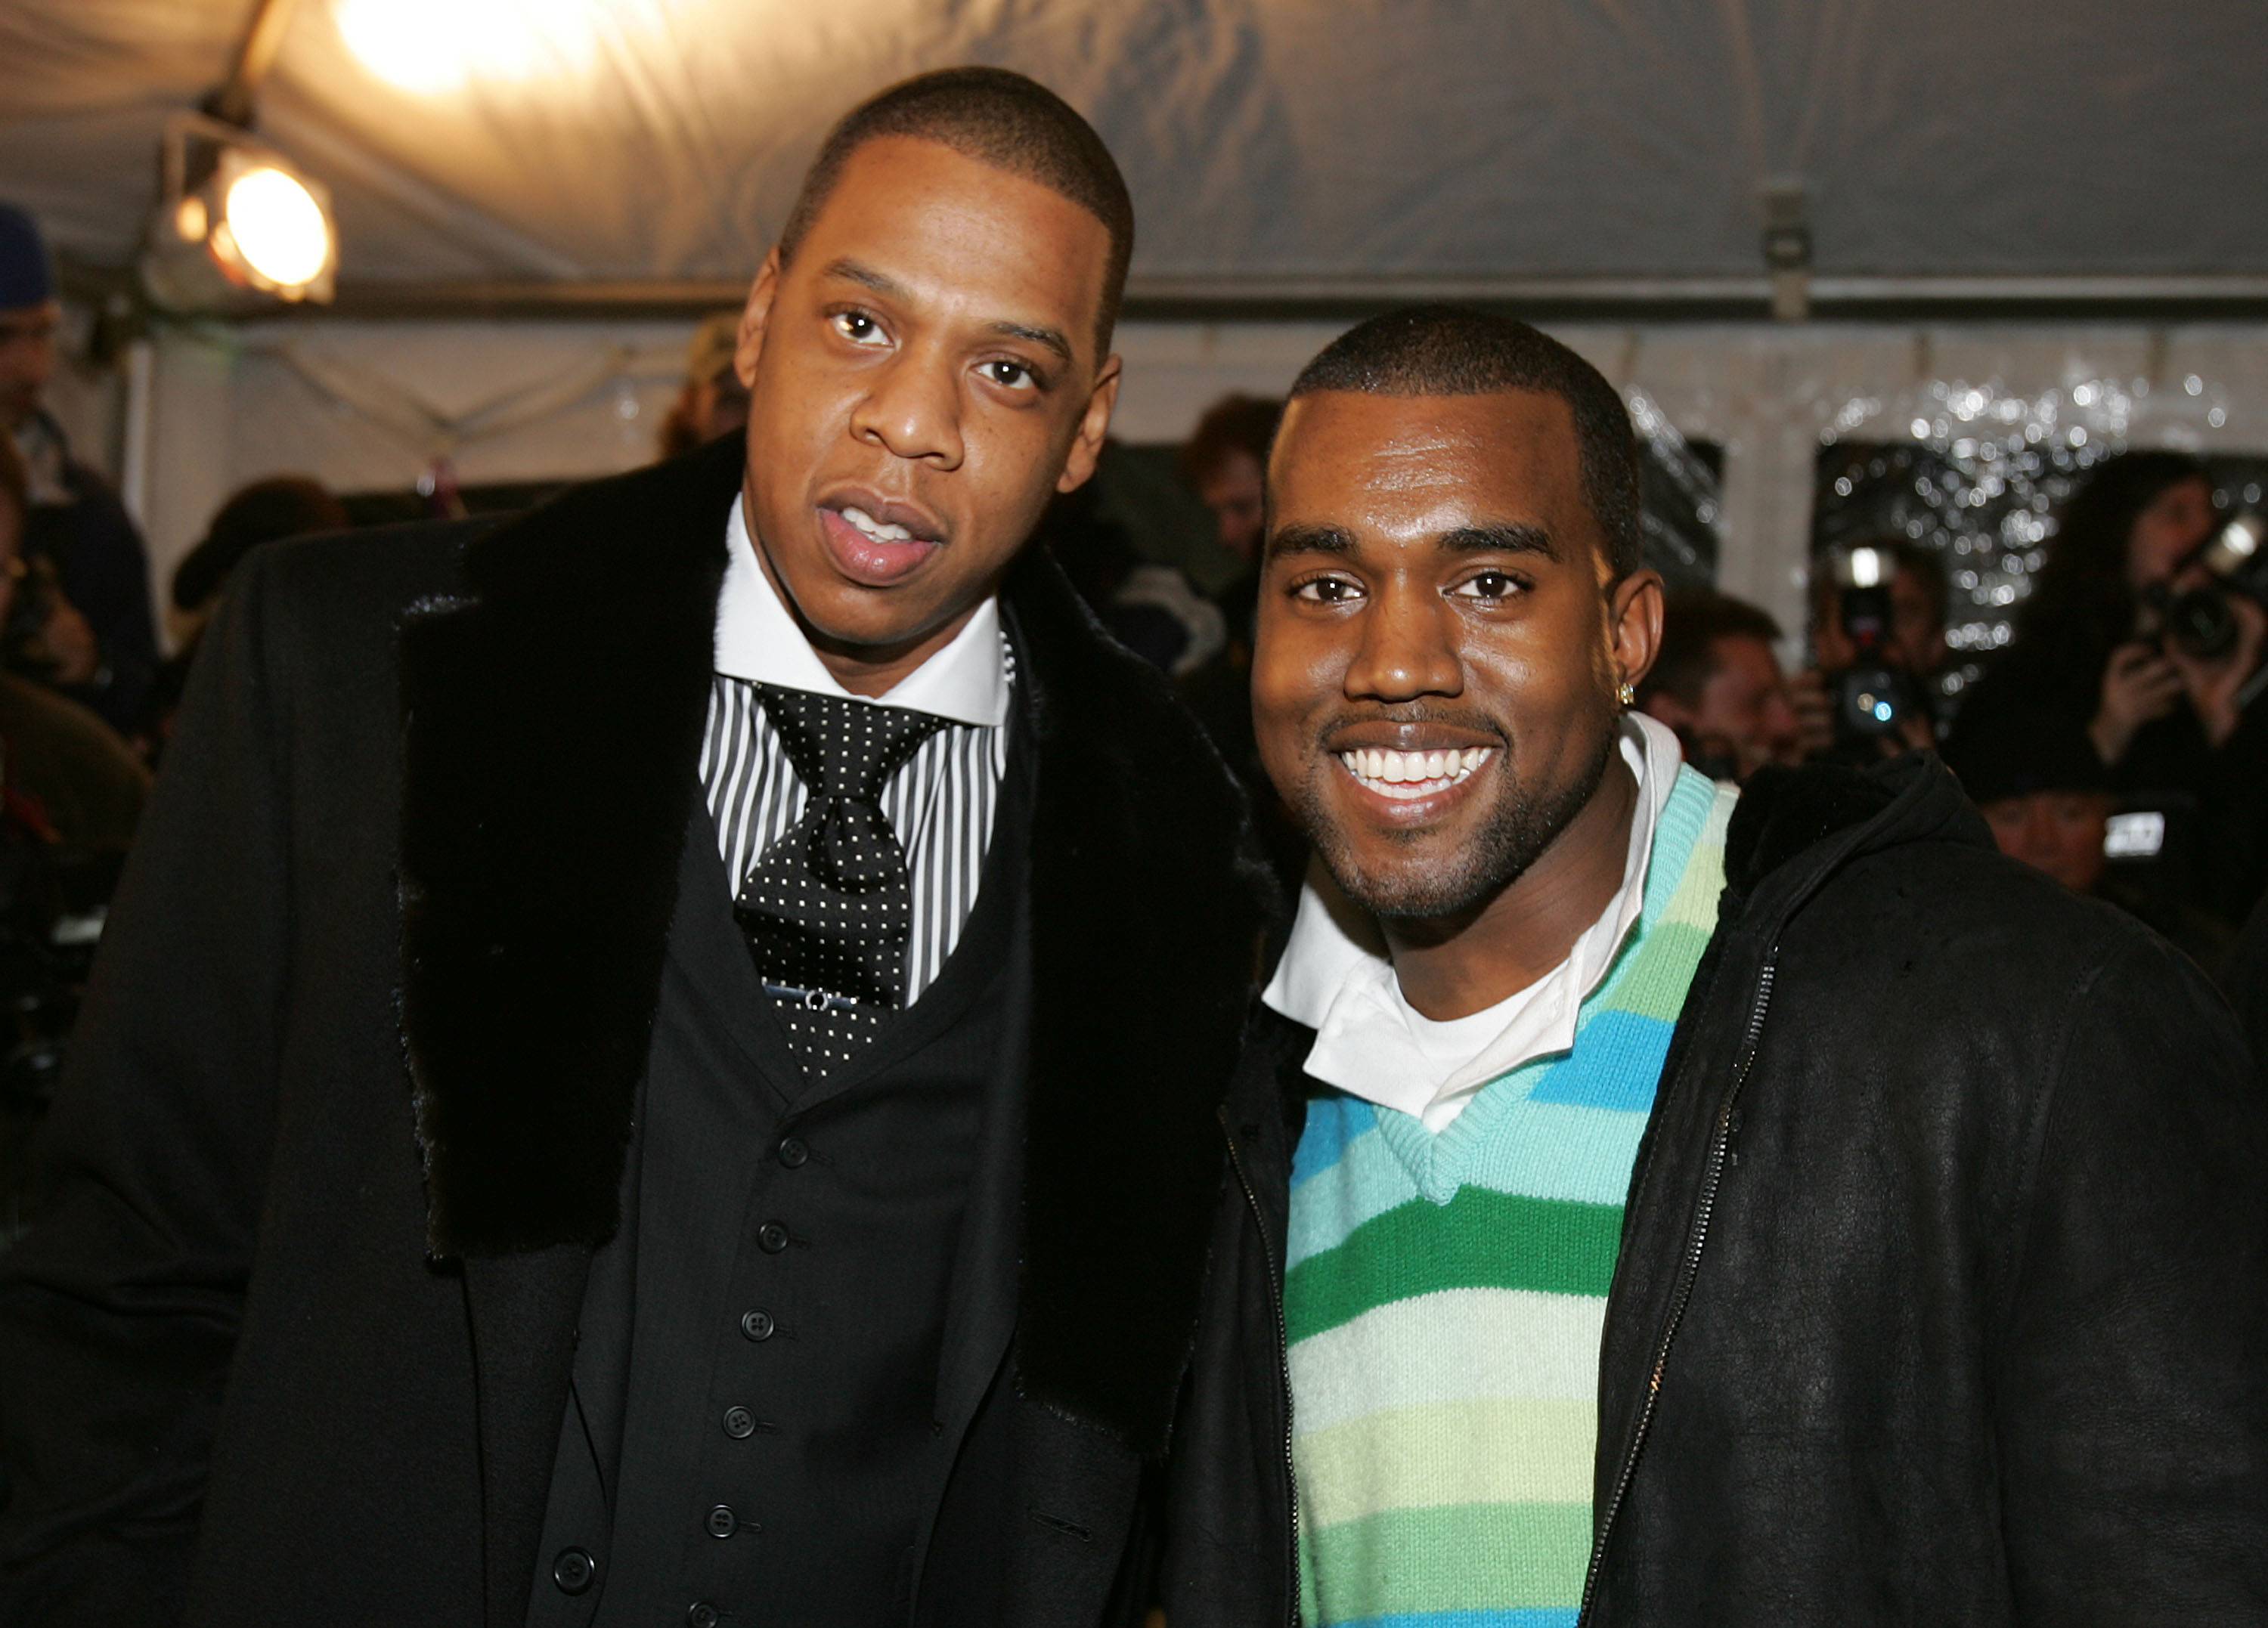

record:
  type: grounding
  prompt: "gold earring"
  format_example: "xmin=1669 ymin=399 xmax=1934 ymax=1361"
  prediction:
xmin=1616 ymin=679 xmax=1636 ymax=709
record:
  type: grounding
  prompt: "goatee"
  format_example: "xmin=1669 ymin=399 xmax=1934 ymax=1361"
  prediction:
xmin=1298 ymin=717 xmax=1621 ymax=923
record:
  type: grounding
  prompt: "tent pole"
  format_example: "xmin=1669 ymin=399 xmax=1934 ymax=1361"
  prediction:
xmin=203 ymin=0 xmax=303 ymax=129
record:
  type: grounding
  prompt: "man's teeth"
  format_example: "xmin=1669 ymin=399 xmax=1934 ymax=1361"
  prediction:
xmin=1337 ymin=746 xmax=1495 ymax=797
xmin=840 ymin=505 xmax=914 ymax=543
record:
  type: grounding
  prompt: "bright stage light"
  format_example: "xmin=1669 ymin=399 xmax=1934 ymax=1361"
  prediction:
xmin=336 ymin=0 xmax=623 ymax=94
xmin=142 ymin=116 xmax=339 ymax=310
xmin=222 ymin=167 xmax=333 ymax=289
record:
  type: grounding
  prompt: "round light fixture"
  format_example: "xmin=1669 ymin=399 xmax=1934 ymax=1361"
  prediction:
xmin=222 ymin=166 xmax=332 ymax=290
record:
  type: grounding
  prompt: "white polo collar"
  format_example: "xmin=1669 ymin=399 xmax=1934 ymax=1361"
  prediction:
xmin=713 ymin=494 xmax=1010 ymax=727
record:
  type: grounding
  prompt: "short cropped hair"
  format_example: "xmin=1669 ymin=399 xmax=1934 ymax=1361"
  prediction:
xmin=1179 ymin=393 xmax=1283 ymax=485
xmin=1639 ymin=591 xmax=1783 ymax=709
xmin=777 ymin=67 xmax=1135 ymax=352
xmin=1288 ymin=306 xmax=1644 ymax=578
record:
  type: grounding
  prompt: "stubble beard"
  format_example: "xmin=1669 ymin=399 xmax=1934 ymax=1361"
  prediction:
xmin=1296 ymin=710 xmax=1622 ymax=924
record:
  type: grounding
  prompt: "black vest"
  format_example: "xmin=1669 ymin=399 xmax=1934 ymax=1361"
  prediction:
xmin=528 ymin=719 xmax=1034 ymax=1628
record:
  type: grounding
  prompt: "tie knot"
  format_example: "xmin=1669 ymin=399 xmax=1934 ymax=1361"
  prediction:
xmin=756 ymin=686 xmax=944 ymax=805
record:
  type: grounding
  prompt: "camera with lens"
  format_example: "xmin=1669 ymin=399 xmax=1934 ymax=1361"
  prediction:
xmin=1828 ymin=546 xmax=1918 ymax=744
xmin=2151 ymin=511 xmax=2268 ymax=662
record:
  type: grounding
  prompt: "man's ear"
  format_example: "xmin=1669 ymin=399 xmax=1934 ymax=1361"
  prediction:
xmin=1610 ymin=568 xmax=1665 ymax=696
xmin=735 ymin=248 xmax=783 ymax=388
xmin=1055 ymin=354 xmax=1123 ymax=494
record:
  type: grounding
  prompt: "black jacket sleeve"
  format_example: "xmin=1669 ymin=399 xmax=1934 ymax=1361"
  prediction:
xmin=0 ymin=545 xmax=293 ymax=1624
xmin=1994 ymin=925 xmax=2268 ymax=1621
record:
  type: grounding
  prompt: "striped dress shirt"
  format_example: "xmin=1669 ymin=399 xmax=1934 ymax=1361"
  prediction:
xmin=702 ymin=497 xmax=1013 ymax=1005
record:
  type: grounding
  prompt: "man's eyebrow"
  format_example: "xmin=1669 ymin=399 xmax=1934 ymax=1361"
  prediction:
xmin=820 ymin=257 xmax=906 ymax=299
xmin=1439 ymin=522 xmax=1557 ymax=561
xmin=820 ymin=257 xmax=1074 ymax=367
xmin=987 ymin=320 xmax=1074 ymax=367
xmin=1266 ymin=523 xmax=1356 ymax=559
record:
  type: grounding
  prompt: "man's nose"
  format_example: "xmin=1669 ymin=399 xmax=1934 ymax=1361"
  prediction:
xmin=849 ymin=350 xmax=965 ymax=469
xmin=1342 ymin=583 xmax=1462 ymax=702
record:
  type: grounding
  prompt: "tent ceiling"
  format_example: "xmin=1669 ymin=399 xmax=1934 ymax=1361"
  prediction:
xmin=2 ymin=0 xmax=2263 ymax=309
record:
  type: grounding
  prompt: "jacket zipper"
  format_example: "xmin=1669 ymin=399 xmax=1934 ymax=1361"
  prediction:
xmin=1221 ymin=1106 xmax=1300 ymax=1628
xmin=1576 ymin=952 xmax=1778 ymax=1626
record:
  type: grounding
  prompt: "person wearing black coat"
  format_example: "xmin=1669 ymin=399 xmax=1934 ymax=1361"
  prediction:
xmin=1151 ymin=308 xmax=2268 ymax=1626
xmin=0 ymin=72 xmax=1275 ymax=1626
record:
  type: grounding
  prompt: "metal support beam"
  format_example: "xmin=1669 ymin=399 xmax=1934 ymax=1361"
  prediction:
xmin=203 ymin=0 xmax=305 ymax=128
xmin=237 ymin=271 xmax=2268 ymax=325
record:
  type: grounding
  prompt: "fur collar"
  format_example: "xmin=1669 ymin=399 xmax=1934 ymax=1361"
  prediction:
xmin=398 ymin=436 xmax=1271 ymax=1455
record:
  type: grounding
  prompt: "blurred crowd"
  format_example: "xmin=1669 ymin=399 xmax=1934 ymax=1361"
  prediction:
xmin=1631 ymin=447 xmax=2268 ymax=985
xmin=3 ymin=184 xmax=2268 ymax=1222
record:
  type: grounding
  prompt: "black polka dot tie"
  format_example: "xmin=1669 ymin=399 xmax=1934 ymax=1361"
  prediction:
xmin=735 ymin=686 xmax=944 ymax=1082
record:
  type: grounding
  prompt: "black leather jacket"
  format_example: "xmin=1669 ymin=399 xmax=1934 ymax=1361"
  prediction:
xmin=1159 ymin=754 xmax=2268 ymax=1626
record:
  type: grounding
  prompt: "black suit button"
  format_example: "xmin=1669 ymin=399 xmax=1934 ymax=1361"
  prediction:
xmin=551 ymin=1547 xmax=596 ymax=1595
xmin=758 ymin=1221 xmax=789 ymax=1254
xmin=741 ymin=1308 xmax=776 ymax=1341
xmin=687 ymin=1603 xmax=720 ymax=1628
xmin=723 ymin=1405 xmax=756 ymax=1439
xmin=705 ymin=1504 xmax=738 ymax=1539
xmin=776 ymin=1135 xmax=809 ymax=1168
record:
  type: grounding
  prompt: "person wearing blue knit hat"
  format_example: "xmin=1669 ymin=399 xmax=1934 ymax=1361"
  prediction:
xmin=0 ymin=201 xmax=159 ymax=741
xmin=0 ymin=203 xmax=58 ymax=435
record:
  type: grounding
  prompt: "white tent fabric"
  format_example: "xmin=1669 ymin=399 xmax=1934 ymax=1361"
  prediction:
xmin=7 ymin=2 xmax=2267 ymax=652
xmin=3 ymin=0 xmax=2266 ymax=289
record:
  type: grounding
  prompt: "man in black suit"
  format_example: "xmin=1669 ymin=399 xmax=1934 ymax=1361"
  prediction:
xmin=0 ymin=70 xmax=1270 ymax=1626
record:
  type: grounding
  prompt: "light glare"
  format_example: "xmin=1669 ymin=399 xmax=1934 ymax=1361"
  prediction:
xmin=336 ymin=0 xmax=624 ymax=93
xmin=225 ymin=167 xmax=331 ymax=289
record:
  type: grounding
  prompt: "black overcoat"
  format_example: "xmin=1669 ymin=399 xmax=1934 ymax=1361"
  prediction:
xmin=0 ymin=437 xmax=1275 ymax=1626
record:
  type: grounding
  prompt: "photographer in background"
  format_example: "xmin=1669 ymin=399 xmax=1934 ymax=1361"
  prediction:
xmin=1974 ymin=450 xmax=2268 ymax=922
xmin=0 ymin=435 xmax=147 ymax=851
xmin=0 ymin=434 xmax=144 ymax=1255
xmin=0 ymin=203 xmax=157 ymax=739
xmin=1635 ymin=590 xmax=1802 ymax=782
xmin=1944 ymin=698 xmax=2235 ymax=983
xmin=1793 ymin=537 xmax=1947 ymax=761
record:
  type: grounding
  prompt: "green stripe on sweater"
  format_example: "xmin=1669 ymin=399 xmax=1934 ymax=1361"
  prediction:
xmin=1285 ymin=1189 xmax=1624 ymax=1344
xmin=1300 ymin=1500 xmax=1595 ymax=1622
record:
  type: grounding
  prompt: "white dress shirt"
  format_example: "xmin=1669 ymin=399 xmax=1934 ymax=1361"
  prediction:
xmin=699 ymin=496 xmax=1014 ymax=1003
xmin=1261 ymin=713 xmax=1686 ymax=1131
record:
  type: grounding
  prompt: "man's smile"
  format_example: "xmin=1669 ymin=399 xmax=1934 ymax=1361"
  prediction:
xmin=1334 ymin=744 xmax=1498 ymax=802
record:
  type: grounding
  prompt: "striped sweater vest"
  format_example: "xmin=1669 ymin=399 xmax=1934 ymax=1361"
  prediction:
xmin=1285 ymin=768 xmax=1735 ymax=1628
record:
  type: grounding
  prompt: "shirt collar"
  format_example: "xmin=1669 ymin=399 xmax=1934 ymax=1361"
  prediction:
xmin=713 ymin=493 xmax=1011 ymax=728
xmin=1263 ymin=712 xmax=1686 ymax=1126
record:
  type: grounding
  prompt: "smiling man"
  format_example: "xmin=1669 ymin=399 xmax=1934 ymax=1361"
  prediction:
xmin=1170 ymin=308 xmax=2268 ymax=1627
xmin=0 ymin=71 xmax=1269 ymax=1627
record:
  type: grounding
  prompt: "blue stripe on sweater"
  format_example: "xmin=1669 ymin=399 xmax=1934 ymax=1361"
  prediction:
xmin=1294 ymin=1094 xmax=1379 ymax=1187
xmin=1525 ymin=1009 xmax=1674 ymax=1114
